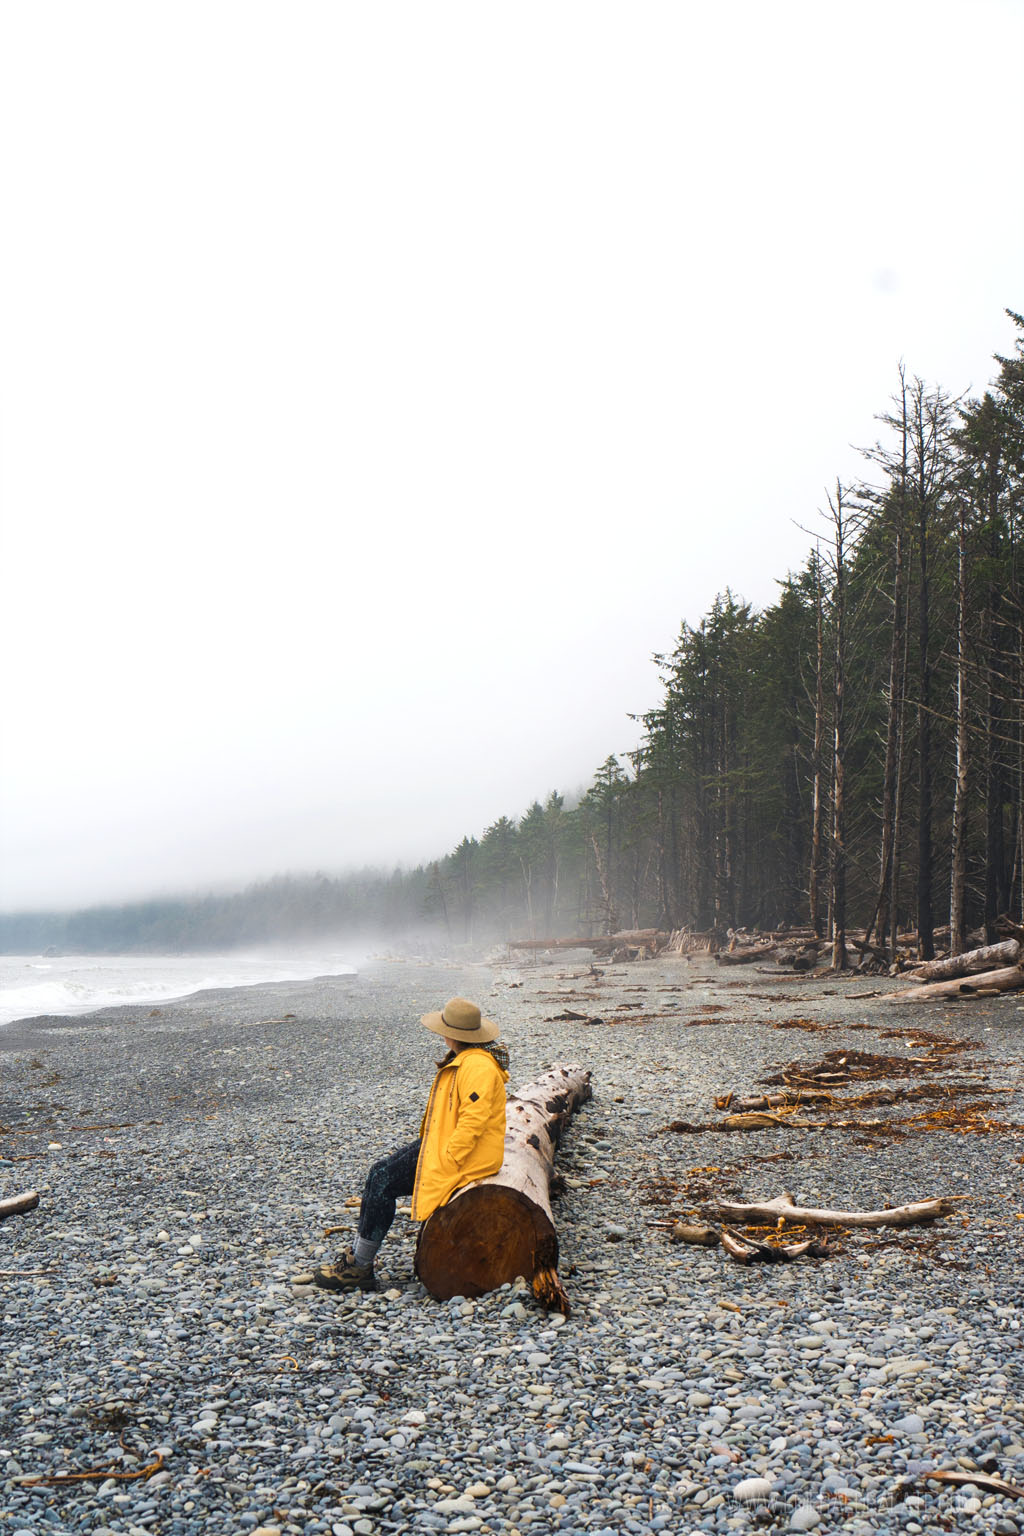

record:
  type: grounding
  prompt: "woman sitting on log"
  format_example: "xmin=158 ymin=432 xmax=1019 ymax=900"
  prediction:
xmin=313 ymin=997 xmax=510 ymax=1293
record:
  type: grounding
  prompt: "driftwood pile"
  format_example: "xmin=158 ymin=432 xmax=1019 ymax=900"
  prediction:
xmin=704 ymin=920 xmax=1024 ymax=1001
xmin=891 ymin=937 xmax=1024 ymax=1001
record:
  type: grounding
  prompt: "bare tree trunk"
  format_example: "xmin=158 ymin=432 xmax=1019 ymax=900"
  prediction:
xmin=519 ymin=856 xmax=535 ymax=938
xmin=808 ymin=550 xmax=826 ymax=940
xmin=950 ymin=498 xmax=970 ymax=954
xmin=829 ymin=485 xmax=849 ymax=971
xmin=889 ymin=596 xmax=911 ymax=961
xmin=873 ymin=376 xmax=909 ymax=953
xmin=589 ymin=834 xmax=617 ymax=934
xmin=916 ymin=385 xmax=935 ymax=962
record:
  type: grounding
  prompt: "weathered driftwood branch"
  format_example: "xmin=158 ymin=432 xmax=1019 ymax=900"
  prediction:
xmin=715 ymin=1089 xmax=834 ymax=1112
xmin=711 ymin=1192 xmax=957 ymax=1229
xmin=922 ymin=1468 xmax=1024 ymax=1501
xmin=415 ymin=1065 xmax=591 ymax=1313
xmin=907 ymin=938 xmax=1020 ymax=983
xmin=891 ymin=963 xmax=1024 ymax=1002
xmin=720 ymin=1228 xmax=828 ymax=1264
xmin=0 ymin=1190 xmax=39 ymax=1222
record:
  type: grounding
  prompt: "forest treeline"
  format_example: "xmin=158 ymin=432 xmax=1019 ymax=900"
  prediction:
xmin=3 ymin=312 xmax=1022 ymax=961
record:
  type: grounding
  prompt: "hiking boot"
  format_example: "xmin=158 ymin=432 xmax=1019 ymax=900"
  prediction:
xmin=312 ymin=1248 xmax=378 ymax=1293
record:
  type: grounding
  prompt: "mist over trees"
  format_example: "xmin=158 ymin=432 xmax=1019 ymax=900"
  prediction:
xmin=3 ymin=312 xmax=1022 ymax=960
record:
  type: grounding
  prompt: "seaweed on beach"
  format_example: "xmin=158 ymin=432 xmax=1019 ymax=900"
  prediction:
xmin=763 ymin=1035 xmax=984 ymax=1089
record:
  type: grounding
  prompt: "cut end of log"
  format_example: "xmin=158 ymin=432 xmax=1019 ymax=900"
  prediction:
xmin=415 ymin=1183 xmax=558 ymax=1302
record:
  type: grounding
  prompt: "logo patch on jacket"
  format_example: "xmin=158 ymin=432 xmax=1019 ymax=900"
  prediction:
xmin=468 ymin=1091 xmax=480 ymax=1102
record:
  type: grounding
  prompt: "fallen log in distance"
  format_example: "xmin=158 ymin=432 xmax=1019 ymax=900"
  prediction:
xmin=415 ymin=1065 xmax=591 ymax=1314
xmin=711 ymin=1191 xmax=957 ymax=1229
xmin=510 ymin=930 xmax=665 ymax=953
xmin=907 ymin=938 xmax=1020 ymax=983
xmin=715 ymin=945 xmax=778 ymax=966
xmin=890 ymin=963 xmax=1024 ymax=1002
xmin=0 ymin=1190 xmax=40 ymax=1222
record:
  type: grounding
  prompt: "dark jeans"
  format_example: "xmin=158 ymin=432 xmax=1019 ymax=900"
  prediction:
xmin=358 ymin=1139 xmax=421 ymax=1244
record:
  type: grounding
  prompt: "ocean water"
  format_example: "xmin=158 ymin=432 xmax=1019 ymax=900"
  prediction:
xmin=0 ymin=951 xmax=358 ymax=1028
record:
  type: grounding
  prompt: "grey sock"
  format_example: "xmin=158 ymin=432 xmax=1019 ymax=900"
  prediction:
xmin=352 ymin=1236 xmax=380 ymax=1268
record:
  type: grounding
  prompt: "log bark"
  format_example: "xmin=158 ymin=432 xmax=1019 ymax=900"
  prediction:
xmin=890 ymin=963 xmax=1024 ymax=1001
xmin=0 ymin=1190 xmax=39 ymax=1222
xmin=415 ymin=1065 xmax=591 ymax=1313
xmin=711 ymin=1192 xmax=957 ymax=1229
xmin=907 ymin=938 xmax=1019 ymax=982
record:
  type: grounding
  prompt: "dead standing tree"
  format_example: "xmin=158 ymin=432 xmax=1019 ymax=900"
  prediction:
xmin=859 ymin=367 xmax=910 ymax=959
xmin=808 ymin=547 xmax=827 ymax=941
xmin=803 ymin=485 xmax=865 ymax=970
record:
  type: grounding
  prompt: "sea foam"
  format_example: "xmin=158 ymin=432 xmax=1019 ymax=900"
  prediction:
xmin=0 ymin=952 xmax=357 ymax=1028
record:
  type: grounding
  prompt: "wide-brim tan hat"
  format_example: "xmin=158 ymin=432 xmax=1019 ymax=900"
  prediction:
xmin=421 ymin=996 xmax=499 ymax=1044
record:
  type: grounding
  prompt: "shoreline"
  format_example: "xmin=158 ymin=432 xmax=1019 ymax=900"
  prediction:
xmin=1 ymin=954 xmax=1022 ymax=1533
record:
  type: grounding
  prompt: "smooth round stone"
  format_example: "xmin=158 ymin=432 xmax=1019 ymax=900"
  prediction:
xmin=892 ymin=1413 xmax=925 ymax=1434
xmin=790 ymin=1508 xmax=821 ymax=1531
xmin=734 ymin=1476 xmax=773 ymax=1501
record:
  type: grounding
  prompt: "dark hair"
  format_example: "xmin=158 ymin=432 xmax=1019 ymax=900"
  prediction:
xmin=436 ymin=1041 xmax=480 ymax=1068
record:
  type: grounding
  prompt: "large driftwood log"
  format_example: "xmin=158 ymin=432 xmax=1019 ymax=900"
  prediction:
xmin=907 ymin=938 xmax=1020 ymax=982
xmin=716 ymin=945 xmax=778 ymax=966
xmin=891 ymin=963 xmax=1024 ymax=1001
xmin=415 ymin=1065 xmax=591 ymax=1313
xmin=0 ymin=1190 xmax=39 ymax=1222
xmin=711 ymin=1192 xmax=957 ymax=1229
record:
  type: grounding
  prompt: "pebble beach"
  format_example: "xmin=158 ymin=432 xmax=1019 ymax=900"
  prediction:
xmin=0 ymin=953 xmax=1022 ymax=1536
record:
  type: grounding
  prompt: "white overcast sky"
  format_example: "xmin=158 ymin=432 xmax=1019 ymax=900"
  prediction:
xmin=1 ymin=1 xmax=1022 ymax=912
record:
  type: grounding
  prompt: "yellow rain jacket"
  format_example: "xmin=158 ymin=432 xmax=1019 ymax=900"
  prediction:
xmin=410 ymin=1046 xmax=510 ymax=1221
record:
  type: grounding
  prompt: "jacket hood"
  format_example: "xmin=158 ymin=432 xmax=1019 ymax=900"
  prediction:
xmin=438 ymin=1040 xmax=510 ymax=1077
